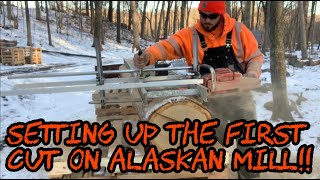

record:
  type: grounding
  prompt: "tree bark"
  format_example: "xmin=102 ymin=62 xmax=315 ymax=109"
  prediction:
xmin=128 ymin=2 xmax=132 ymax=31
xmin=141 ymin=1 xmax=148 ymax=39
xmin=131 ymin=1 xmax=140 ymax=52
xmin=86 ymin=1 xmax=89 ymax=16
xmin=79 ymin=1 xmax=83 ymax=39
xmin=244 ymin=1 xmax=252 ymax=29
xmin=180 ymin=1 xmax=187 ymax=29
xmin=45 ymin=1 xmax=53 ymax=46
xmin=6 ymin=1 xmax=12 ymax=20
xmin=307 ymin=1 xmax=316 ymax=48
xmin=226 ymin=1 xmax=231 ymax=16
xmin=108 ymin=1 xmax=113 ymax=22
xmin=251 ymin=1 xmax=255 ymax=30
xmin=90 ymin=1 xmax=94 ymax=35
xmin=255 ymin=1 xmax=261 ymax=30
xmin=154 ymin=1 xmax=160 ymax=38
xmin=298 ymin=1 xmax=307 ymax=60
xmin=116 ymin=1 xmax=121 ymax=43
xmin=186 ymin=1 xmax=193 ymax=27
xmin=269 ymin=1 xmax=294 ymax=122
xmin=262 ymin=1 xmax=270 ymax=55
xmin=156 ymin=1 xmax=165 ymax=42
xmin=25 ymin=2 xmax=32 ymax=46
xmin=93 ymin=1 xmax=103 ymax=50
xmin=173 ymin=1 xmax=178 ymax=34
xmin=35 ymin=1 xmax=42 ymax=20
xmin=164 ymin=1 xmax=173 ymax=39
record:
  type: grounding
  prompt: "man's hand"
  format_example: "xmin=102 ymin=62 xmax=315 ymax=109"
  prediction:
xmin=133 ymin=51 xmax=150 ymax=69
xmin=244 ymin=71 xmax=259 ymax=78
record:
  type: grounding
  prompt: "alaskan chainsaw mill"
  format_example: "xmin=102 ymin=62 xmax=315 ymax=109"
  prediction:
xmin=0 ymin=34 xmax=261 ymax=102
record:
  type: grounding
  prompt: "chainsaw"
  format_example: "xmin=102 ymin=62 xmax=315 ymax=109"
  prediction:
xmin=0 ymin=36 xmax=261 ymax=104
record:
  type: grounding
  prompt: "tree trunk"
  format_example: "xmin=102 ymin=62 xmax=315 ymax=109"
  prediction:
xmin=173 ymin=1 xmax=178 ymax=34
xmin=45 ymin=1 xmax=53 ymax=46
xmin=74 ymin=1 xmax=78 ymax=16
xmin=164 ymin=1 xmax=173 ymax=39
xmin=307 ymin=1 xmax=316 ymax=48
xmin=90 ymin=1 xmax=94 ymax=34
xmin=244 ymin=1 xmax=252 ymax=29
xmin=79 ymin=1 xmax=83 ymax=39
xmin=156 ymin=1 xmax=165 ymax=42
xmin=131 ymin=1 xmax=140 ymax=52
xmin=298 ymin=1 xmax=307 ymax=60
xmin=154 ymin=1 xmax=160 ymax=39
xmin=226 ymin=1 xmax=231 ymax=16
xmin=6 ymin=1 xmax=12 ymax=20
xmin=262 ymin=1 xmax=270 ymax=55
xmin=35 ymin=1 xmax=42 ymax=20
xmin=148 ymin=2 xmax=156 ymax=39
xmin=116 ymin=1 xmax=121 ymax=43
xmin=108 ymin=1 xmax=113 ymax=22
xmin=255 ymin=1 xmax=261 ymax=30
xmin=186 ymin=1 xmax=193 ymax=27
xmin=251 ymin=1 xmax=255 ymax=30
xmin=180 ymin=1 xmax=186 ymax=29
xmin=128 ymin=2 xmax=132 ymax=31
xmin=25 ymin=1 xmax=32 ymax=46
xmin=93 ymin=1 xmax=103 ymax=50
xmin=141 ymin=1 xmax=148 ymax=39
xmin=269 ymin=1 xmax=294 ymax=122
xmin=86 ymin=1 xmax=89 ymax=16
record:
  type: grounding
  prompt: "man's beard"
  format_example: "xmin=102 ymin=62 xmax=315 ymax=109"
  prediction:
xmin=202 ymin=22 xmax=220 ymax=32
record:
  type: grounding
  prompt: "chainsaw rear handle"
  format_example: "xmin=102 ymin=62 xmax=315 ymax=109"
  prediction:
xmin=199 ymin=64 xmax=216 ymax=91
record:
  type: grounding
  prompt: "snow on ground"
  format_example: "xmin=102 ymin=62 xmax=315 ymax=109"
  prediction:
xmin=1 ymin=5 xmax=320 ymax=179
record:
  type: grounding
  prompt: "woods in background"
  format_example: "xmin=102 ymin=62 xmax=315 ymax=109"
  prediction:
xmin=2 ymin=1 xmax=319 ymax=55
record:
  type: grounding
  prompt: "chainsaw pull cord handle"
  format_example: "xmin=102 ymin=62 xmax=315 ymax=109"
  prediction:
xmin=199 ymin=64 xmax=216 ymax=91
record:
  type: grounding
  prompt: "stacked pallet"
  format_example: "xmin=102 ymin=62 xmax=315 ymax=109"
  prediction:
xmin=0 ymin=39 xmax=17 ymax=63
xmin=0 ymin=47 xmax=25 ymax=66
xmin=25 ymin=47 xmax=42 ymax=64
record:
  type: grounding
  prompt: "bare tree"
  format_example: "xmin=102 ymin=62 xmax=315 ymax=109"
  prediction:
xmin=251 ymin=1 xmax=255 ymax=29
xmin=307 ymin=1 xmax=317 ymax=54
xmin=255 ymin=1 xmax=261 ymax=30
xmin=35 ymin=1 xmax=42 ymax=20
xmin=86 ymin=1 xmax=89 ymax=16
xmin=90 ymin=1 xmax=94 ymax=34
xmin=269 ymin=1 xmax=294 ymax=122
xmin=262 ymin=1 xmax=271 ymax=55
xmin=172 ymin=1 xmax=178 ymax=34
xmin=131 ymin=1 xmax=140 ymax=52
xmin=25 ymin=1 xmax=32 ymax=46
xmin=128 ymin=2 xmax=132 ymax=31
xmin=116 ymin=1 xmax=121 ymax=43
xmin=226 ymin=1 xmax=231 ymax=15
xmin=244 ymin=1 xmax=252 ymax=29
xmin=298 ymin=1 xmax=307 ymax=60
xmin=180 ymin=1 xmax=187 ymax=29
xmin=164 ymin=1 xmax=173 ymax=39
xmin=186 ymin=1 xmax=193 ymax=27
xmin=141 ymin=1 xmax=148 ymax=39
xmin=79 ymin=1 xmax=83 ymax=39
xmin=154 ymin=1 xmax=160 ymax=38
xmin=156 ymin=1 xmax=165 ymax=42
xmin=93 ymin=1 xmax=103 ymax=50
xmin=108 ymin=1 xmax=113 ymax=22
xmin=45 ymin=1 xmax=53 ymax=46
xmin=6 ymin=1 xmax=12 ymax=20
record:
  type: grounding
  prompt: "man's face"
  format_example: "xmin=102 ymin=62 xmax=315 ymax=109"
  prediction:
xmin=199 ymin=11 xmax=221 ymax=32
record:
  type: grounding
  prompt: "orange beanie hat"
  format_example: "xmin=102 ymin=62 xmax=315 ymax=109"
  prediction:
xmin=198 ymin=1 xmax=226 ymax=14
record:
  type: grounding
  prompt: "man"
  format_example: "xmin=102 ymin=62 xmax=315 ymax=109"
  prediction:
xmin=134 ymin=1 xmax=262 ymax=179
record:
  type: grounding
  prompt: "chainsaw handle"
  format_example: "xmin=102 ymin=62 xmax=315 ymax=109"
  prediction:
xmin=199 ymin=64 xmax=216 ymax=91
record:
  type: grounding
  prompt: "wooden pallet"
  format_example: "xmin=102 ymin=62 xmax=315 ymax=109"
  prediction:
xmin=25 ymin=47 xmax=42 ymax=64
xmin=48 ymin=120 xmax=234 ymax=179
xmin=1 ymin=47 xmax=25 ymax=65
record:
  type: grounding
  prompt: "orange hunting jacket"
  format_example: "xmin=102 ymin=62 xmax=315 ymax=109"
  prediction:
xmin=146 ymin=13 xmax=263 ymax=77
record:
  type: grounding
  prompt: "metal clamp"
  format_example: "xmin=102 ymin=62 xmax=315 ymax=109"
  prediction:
xmin=199 ymin=64 xmax=216 ymax=91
